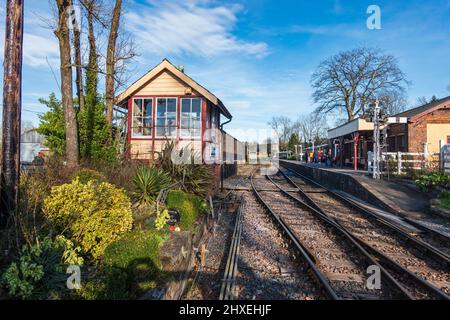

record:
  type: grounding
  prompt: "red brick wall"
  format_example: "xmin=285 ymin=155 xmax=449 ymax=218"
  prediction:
xmin=408 ymin=109 xmax=450 ymax=152
xmin=387 ymin=124 xmax=408 ymax=151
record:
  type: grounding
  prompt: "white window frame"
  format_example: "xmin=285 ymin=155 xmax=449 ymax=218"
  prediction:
xmin=131 ymin=97 xmax=153 ymax=139
xmin=180 ymin=98 xmax=202 ymax=139
xmin=155 ymin=97 xmax=178 ymax=138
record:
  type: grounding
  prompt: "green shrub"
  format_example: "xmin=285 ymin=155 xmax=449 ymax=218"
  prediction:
xmin=438 ymin=192 xmax=450 ymax=209
xmin=17 ymin=173 xmax=49 ymax=246
xmin=37 ymin=93 xmax=117 ymax=165
xmin=154 ymin=209 xmax=170 ymax=231
xmin=415 ymin=172 xmax=450 ymax=192
xmin=72 ymin=169 xmax=106 ymax=184
xmin=103 ymin=231 xmax=164 ymax=299
xmin=132 ymin=166 xmax=172 ymax=206
xmin=166 ymin=190 xmax=208 ymax=230
xmin=1 ymin=236 xmax=82 ymax=299
xmin=76 ymin=279 xmax=106 ymax=300
xmin=43 ymin=178 xmax=133 ymax=260
xmin=159 ymin=141 xmax=214 ymax=196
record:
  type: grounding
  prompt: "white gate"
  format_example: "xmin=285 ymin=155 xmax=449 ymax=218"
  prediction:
xmin=442 ymin=145 xmax=450 ymax=174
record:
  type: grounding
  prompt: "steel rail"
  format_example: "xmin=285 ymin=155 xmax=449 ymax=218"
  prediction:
xmin=276 ymin=165 xmax=450 ymax=300
xmin=263 ymin=174 xmax=414 ymax=300
xmin=219 ymin=194 xmax=245 ymax=300
xmin=250 ymin=173 xmax=340 ymax=300
xmin=279 ymin=164 xmax=450 ymax=264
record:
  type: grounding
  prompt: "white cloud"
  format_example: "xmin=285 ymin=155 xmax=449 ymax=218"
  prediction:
xmin=227 ymin=100 xmax=252 ymax=110
xmin=0 ymin=7 xmax=59 ymax=69
xmin=125 ymin=0 xmax=268 ymax=58
xmin=23 ymin=33 xmax=59 ymax=68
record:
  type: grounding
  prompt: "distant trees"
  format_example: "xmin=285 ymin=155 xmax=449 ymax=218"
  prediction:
xmin=267 ymin=116 xmax=293 ymax=150
xmin=287 ymin=133 xmax=300 ymax=155
xmin=294 ymin=114 xmax=328 ymax=146
xmin=416 ymin=95 xmax=438 ymax=106
xmin=311 ymin=47 xmax=408 ymax=121
xmin=378 ymin=90 xmax=407 ymax=116
xmin=268 ymin=113 xmax=329 ymax=152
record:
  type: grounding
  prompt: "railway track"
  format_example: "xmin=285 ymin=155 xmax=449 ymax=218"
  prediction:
xmin=251 ymin=171 xmax=417 ymax=300
xmin=220 ymin=182 xmax=329 ymax=300
xmin=274 ymin=164 xmax=450 ymax=299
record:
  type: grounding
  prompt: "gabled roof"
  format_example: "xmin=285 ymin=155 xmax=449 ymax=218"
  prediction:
xmin=115 ymin=58 xmax=232 ymax=119
xmin=393 ymin=95 xmax=450 ymax=122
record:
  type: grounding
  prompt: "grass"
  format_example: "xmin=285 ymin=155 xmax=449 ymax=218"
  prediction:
xmin=166 ymin=190 xmax=208 ymax=231
xmin=103 ymin=229 xmax=167 ymax=299
xmin=438 ymin=192 xmax=450 ymax=209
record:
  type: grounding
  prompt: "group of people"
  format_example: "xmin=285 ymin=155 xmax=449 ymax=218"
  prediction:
xmin=303 ymin=148 xmax=334 ymax=167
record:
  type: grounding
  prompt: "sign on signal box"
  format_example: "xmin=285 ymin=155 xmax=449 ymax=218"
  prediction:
xmin=387 ymin=117 xmax=408 ymax=124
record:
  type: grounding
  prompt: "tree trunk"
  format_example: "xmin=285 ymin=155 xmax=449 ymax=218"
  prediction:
xmin=1 ymin=0 xmax=24 ymax=225
xmin=105 ymin=0 xmax=122 ymax=131
xmin=84 ymin=1 xmax=98 ymax=159
xmin=55 ymin=0 xmax=79 ymax=169
xmin=72 ymin=3 xmax=84 ymax=112
xmin=86 ymin=2 xmax=98 ymax=98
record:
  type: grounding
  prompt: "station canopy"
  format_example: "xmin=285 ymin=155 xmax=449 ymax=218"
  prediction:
xmin=328 ymin=118 xmax=374 ymax=140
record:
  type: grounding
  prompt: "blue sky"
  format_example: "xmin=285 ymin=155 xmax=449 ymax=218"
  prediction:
xmin=0 ymin=0 xmax=450 ymax=141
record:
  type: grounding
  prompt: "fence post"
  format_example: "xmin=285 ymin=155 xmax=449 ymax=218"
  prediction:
xmin=423 ymin=143 xmax=429 ymax=169
xmin=397 ymin=151 xmax=402 ymax=175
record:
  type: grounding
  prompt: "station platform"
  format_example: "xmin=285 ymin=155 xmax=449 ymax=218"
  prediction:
xmin=282 ymin=161 xmax=427 ymax=215
xmin=280 ymin=160 xmax=450 ymax=236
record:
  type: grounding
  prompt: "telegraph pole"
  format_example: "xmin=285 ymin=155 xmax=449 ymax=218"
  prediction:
xmin=1 ymin=0 xmax=24 ymax=225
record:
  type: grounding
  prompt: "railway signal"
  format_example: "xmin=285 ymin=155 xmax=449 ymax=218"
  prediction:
xmin=367 ymin=101 xmax=407 ymax=179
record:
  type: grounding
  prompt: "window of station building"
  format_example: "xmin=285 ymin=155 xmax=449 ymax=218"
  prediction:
xmin=156 ymin=98 xmax=177 ymax=138
xmin=396 ymin=134 xmax=406 ymax=151
xmin=132 ymin=98 xmax=153 ymax=138
xmin=180 ymin=98 xmax=202 ymax=138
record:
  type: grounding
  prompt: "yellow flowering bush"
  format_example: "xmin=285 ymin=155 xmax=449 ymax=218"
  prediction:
xmin=43 ymin=178 xmax=133 ymax=260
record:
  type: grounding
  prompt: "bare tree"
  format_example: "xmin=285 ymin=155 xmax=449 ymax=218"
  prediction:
xmin=311 ymin=47 xmax=408 ymax=121
xmin=378 ymin=90 xmax=407 ymax=116
xmin=416 ymin=95 xmax=438 ymax=107
xmin=268 ymin=116 xmax=293 ymax=149
xmin=83 ymin=0 xmax=99 ymax=104
xmin=105 ymin=0 xmax=122 ymax=130
xmin=70 ymin=1 xmax=84 ymax=111
xmin=55 ymin=0 xmax=79 ymax=168
xmin=294 ymin=114 xmax=328 ymax=146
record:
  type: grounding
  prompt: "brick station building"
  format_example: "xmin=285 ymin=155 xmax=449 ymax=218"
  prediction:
xmin=387 ymin=96 xmax=450 ymax=154
xmin=328 ymin=95 xmax=450 ymax=170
